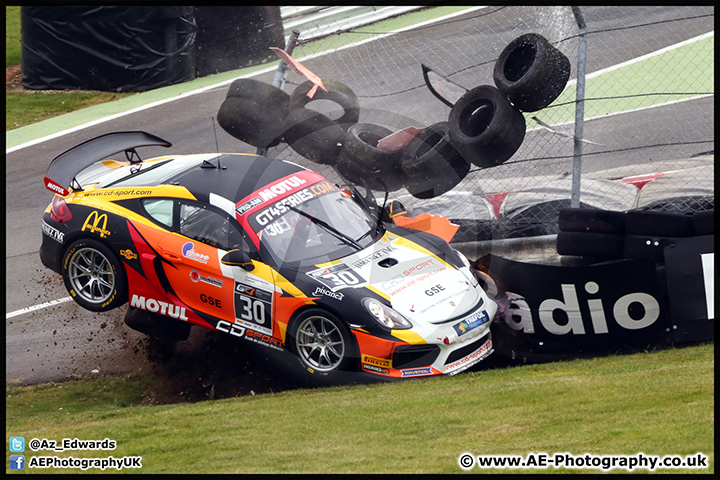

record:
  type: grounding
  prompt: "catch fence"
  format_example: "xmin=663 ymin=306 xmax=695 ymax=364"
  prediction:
xmin=258 ymin=6 xmax=714 ymax=241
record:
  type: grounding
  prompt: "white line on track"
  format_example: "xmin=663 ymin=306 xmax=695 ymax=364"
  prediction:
xmin=7 ymin=297 xmax=73 ymax=320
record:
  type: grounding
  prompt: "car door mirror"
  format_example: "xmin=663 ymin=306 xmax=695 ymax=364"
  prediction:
xmin=383 ymin=199 xmax=407 ymax=222
xmin=221 ymin=249 xmax=254 ymax=271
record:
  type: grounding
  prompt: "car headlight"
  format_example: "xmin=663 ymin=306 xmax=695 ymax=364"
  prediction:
xmin=362 ymin=298 xmax=412 ymax=330
xmin=453 ymin=249 xmax=479 ymax=287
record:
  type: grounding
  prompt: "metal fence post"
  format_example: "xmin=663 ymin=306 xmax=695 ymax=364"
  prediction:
xmin=571 ymin=6 xmax=588 ymax=208
xmin=256 ymin=28 xmax=301 ymax=156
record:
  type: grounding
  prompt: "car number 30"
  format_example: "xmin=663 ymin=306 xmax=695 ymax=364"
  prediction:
xmin=238 ymin=295 xmax=266 ymax=325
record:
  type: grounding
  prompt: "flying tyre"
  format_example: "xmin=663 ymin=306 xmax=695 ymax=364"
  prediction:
xmin=493 ymin=33 xmax=571 ymax=112
xmin=217 ymin=79 xmax=291 ymax=148
xmin=400 ymin=122 xmax=470 ymax=199
xmin=287 ymin=309 xmax=358 ymax=377
xmin=289 ymin=80 xmax=360 ymax=131
xmin=226 ymin=78 xmax=292 ymax=110
xmin=61 ymin=238 xmax=127 ymax=312
xmin=281 ymin=108 xmax=345 ymax=165
xmin=448 ymin=85 xmax=526 ymax=168
xmin=336 ymin=123 xmax=405 ymax=191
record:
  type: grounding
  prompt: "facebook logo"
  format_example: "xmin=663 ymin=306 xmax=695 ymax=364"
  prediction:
xmin=9 ymin=455 xmax=25 ymax=470
xmin=10 ymin=436 xmax=25 ymax=452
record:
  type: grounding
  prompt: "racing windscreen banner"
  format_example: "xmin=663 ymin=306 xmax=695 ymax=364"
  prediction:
xmin=663 ymin=235 xmax=714 ymax=344
xmin=475 ymin=254 xmax=672 ymax=356
xmin=234 ymin=170 xmax=329 ymax=248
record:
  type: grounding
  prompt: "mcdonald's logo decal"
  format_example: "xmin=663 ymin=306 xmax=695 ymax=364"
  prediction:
xmin=82 ymin=211 xmax=111 ymax=238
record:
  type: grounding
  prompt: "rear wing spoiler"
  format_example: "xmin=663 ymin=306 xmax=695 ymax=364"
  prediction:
xmin=44 ymin=131 xmax=171 ymax=196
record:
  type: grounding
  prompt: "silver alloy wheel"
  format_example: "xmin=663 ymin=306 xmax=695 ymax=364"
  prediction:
xmin=67 ymin=247 xmax=116 ymax=305
xmin=295 ymin=314 xmax=346 ymax=372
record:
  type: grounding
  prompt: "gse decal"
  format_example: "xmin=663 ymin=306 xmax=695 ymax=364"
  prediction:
xmin=201 ymin=294 xmax=222 ymax=308
xmin=425 ymin=284 xmax=446 ymax=296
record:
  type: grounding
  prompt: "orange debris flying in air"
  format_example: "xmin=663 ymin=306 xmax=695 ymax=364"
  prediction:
xmin=270 ymin=47 xmax=327 ymax=98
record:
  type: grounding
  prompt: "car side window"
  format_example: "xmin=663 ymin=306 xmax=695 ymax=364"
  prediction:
xmin=178 ymin=202 xmax=247 ymax=251
xmin=142 ymin=198 xmax=174 ymax=228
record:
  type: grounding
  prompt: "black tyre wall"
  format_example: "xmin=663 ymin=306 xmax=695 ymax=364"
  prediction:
xmin=556 ymin=231 xmax=624 ymax=258
xmin=625 ymin=210 xmax=694 ymax=237
xmin=558 ymin=208 xmax=626 ymax=234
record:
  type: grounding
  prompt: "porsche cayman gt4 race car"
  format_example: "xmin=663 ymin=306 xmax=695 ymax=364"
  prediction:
xmin=40 ymin=131 xmax=497 ymax=379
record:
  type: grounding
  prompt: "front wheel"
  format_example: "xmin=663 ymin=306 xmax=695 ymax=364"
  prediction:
xmin=287 ymin=309 xmax=357 ymax=377
xmin=62 ymin=238 xmax=127 ymax=312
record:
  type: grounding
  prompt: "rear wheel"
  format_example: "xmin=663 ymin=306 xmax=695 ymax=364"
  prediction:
xmin=62 ymin=238 xmax=127 ymax=312
xmin=287 ymin=309 xmax=357 ymax=377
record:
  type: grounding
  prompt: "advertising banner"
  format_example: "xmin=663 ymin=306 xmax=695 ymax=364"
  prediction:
xmin=664 ymin=235 xmax=714 ymax=343
xmin=475 ymin=255 xmax=671 ymax=359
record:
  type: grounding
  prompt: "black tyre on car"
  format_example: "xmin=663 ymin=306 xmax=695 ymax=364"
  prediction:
xmin=62 ymin=237 xmax=127 ymax=312
xmin=286 ymin=308 xmax=358 ymax=377
xmin=493 ymin=33 xmax=571 ymax=112
xmin=448 ymin=85 xmax=526 ymax=168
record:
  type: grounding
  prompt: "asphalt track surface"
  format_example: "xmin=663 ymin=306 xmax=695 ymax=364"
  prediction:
xmin=5 ymin=7 xmax=714 ymax=388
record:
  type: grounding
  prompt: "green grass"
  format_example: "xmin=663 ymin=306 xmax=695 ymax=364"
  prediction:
xmin=6 ymin=344 xmax=714 ymax=474
xmin=6 ymin=91 xmax=137 ymax=130
xmin=6 ymin=6 xmax=21 ymax=66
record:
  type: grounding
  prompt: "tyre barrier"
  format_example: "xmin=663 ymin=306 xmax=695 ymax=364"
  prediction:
xmin=226 ymin=78 xmax=292 ymax=110
xmin=557 ymin=208 xmax=713 ymax=262
xmin=556 ymin=231 xmax=624 ymax=258
xmin=558 ymin=208 xmax=625 ymax=234
xmin=692 ymin=209 xmax=714 ymax=235
xmin=625 ymin=210 xmax=694 ymax=237
xmin=281 ymin=108 xmax=345 ymax=166
xmin=335 ymin=123 xmax=406 ymax=191
xmin=289 ymin=80 xmax=360 ymax=131
xmin=448 ymin=85 xmax=526 ymax=168
xmin=493 ymin=33 xmax=571 ymax=112
xmin=217 ymin=78 xmax=290 ymax=148
xmin=400 ymin=122 xmax=470 ymax=199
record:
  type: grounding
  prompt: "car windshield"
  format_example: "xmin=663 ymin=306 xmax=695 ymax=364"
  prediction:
xmin=249 ymin=181 xmax=380 ymax=265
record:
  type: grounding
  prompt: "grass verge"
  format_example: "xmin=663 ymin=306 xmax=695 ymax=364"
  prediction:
xmin=6 ymin=343 xmax=714 ymax=474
